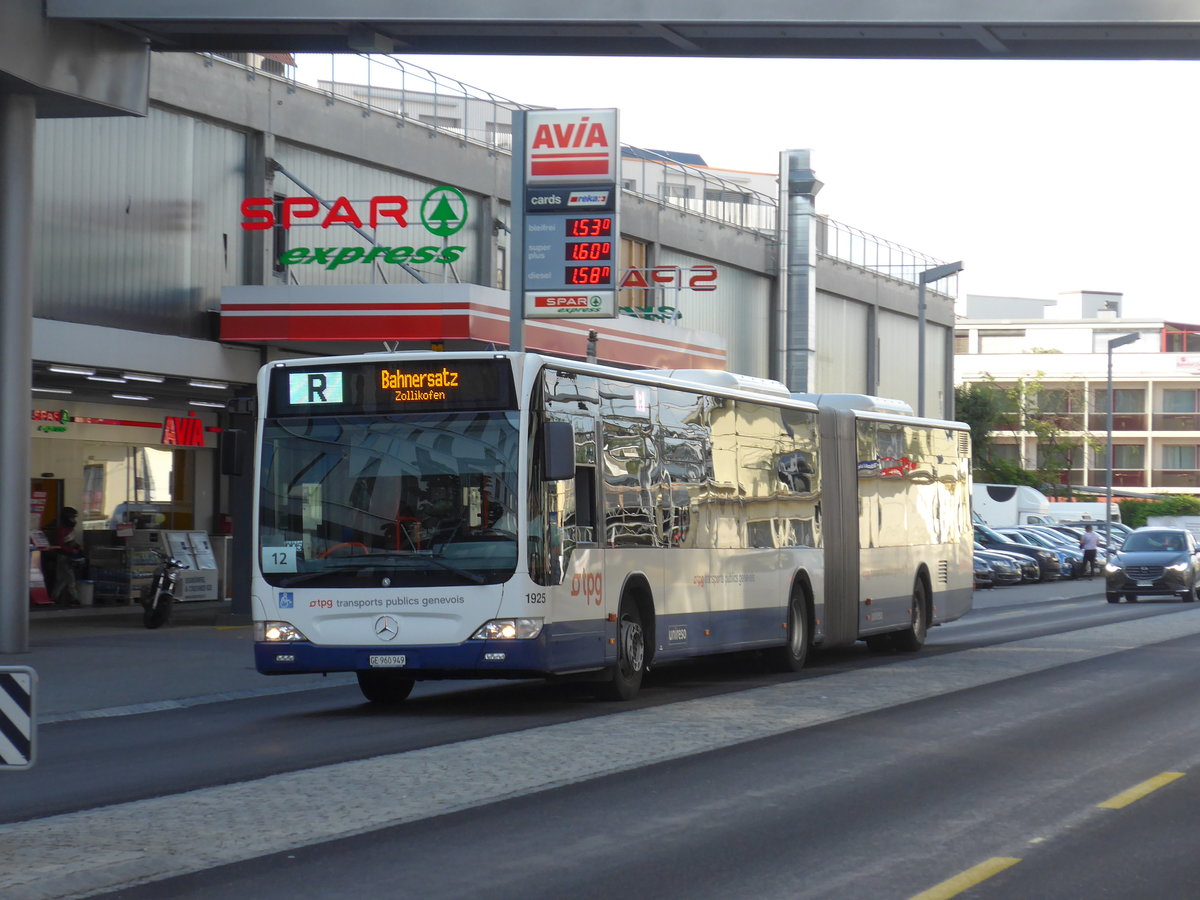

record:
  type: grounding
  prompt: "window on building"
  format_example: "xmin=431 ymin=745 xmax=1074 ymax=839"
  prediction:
xmin=978 ymin=330 xmax=1027 ymax=353
xmin=1163 ymin=328 xmax=1200 ymax=353
xmin=1093 ymin=388 xmax=1145 ymax=413
xmin=954 ymin=332 xmax=969 ymax=354
xmin=1095 ymin=444 xmax=1145 ymax=469
xmin=1038 ymin=442 xmax=1081 ymax=469
xmin=618 ymin=238 xmax=648 ymax=311
xmin=496 ymin=245 xmax=507 ymax=291
xmin=704 ymin=189 xmax=751 ymax=204
xmin=988 ymin=443 xmax=1021 ymax=462
xmin=1162 ymin=445 xmax=1200 ymax=469
xmin=1035 ymin=388 xmax=1073 ymax=413
xmin=661 ymin=184 xmax=696 ymax=201
xmin=1162 ymin=389 xmax=1199 ymax=413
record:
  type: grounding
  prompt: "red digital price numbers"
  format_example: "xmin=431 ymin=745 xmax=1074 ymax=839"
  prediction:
xmin=566 ymin=217 xmax=613 ymax=237
xmin=565 ymin=265 xmax=613 ymax=285
xmin=566 ymin=241 xmax=612 ymax=261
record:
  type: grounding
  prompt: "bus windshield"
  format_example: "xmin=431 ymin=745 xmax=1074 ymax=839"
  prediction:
xmin=258 ymin=411 xmax=520 ymax=588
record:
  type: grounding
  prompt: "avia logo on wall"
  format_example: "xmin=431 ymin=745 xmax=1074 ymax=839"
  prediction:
xmin=241 ymin=186 xmax=470 ymax=271
xmin=162 ymin=415 xmax=205 ymax=447
xmin=619 ymin=266 xmax=718 ymax=292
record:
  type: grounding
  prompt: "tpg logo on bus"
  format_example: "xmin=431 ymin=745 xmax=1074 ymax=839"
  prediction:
xmin=525 ymin=109 xmax=618 ymax=183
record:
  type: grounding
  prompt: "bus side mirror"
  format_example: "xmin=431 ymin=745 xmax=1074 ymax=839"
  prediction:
xmin=540 ymin=421 xmax=575 ymax=481
xmin=221 ymin=428 xmax=246 ymax=477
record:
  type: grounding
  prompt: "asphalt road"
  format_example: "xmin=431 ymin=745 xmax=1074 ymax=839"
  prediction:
xmin=6 ymin=578 xmax=1200 ymax=899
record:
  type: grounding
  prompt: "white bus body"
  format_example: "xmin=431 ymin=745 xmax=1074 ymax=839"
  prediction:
xmin=251 ymin=352 xmax=973 ymax=702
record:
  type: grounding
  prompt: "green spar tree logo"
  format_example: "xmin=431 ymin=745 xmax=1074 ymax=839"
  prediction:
xmin=421 ymin=186 xmax=468 ymax=237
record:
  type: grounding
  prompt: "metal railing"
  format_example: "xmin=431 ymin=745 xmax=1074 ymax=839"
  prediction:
xmin=816 ymin=217 xmax=958 ymax=294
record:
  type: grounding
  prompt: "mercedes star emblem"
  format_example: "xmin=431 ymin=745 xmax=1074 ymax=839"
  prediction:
xmin=374 ymin=615 xmax=399 ymax=641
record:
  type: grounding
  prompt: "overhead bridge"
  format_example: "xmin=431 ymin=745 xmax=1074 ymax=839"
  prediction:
xmin=43 ymin=1 xmax=1200 ymax=59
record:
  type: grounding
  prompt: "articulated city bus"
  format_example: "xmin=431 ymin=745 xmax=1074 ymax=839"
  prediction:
xmin=251 ymin=351 xmax=973 ymax=703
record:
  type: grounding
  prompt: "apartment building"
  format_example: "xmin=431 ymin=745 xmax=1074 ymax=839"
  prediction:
xmin=955 ymin=291 xmax=1200 ymax=495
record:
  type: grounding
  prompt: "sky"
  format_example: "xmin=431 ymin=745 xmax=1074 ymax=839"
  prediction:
xmin=300 ymin=54 xmax=1200 ymax=323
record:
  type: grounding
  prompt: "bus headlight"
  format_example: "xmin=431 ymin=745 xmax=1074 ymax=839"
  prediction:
xmin=471 ymin=618 xmax=544 ymax=640
xmin=256 ymin=621 xmax=309 ymax=642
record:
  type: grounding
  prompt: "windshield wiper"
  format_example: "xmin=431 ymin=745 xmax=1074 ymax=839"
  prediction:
xmin=366 ymin=550 xmax=487 ymax=585
xmin=279 ymin=563 xmax=373 ymax=587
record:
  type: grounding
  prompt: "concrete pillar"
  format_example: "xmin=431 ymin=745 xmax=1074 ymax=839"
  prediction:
xmin=0 ymin=93 xmax=36 ymax=654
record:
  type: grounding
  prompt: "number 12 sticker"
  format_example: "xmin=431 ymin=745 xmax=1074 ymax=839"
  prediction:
xmin=262 ymin=546 xmax=297 ymax=572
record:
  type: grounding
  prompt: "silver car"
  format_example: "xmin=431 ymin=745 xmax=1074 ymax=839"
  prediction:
xmin=1104 ymin=527 xmax=1200 ymax=604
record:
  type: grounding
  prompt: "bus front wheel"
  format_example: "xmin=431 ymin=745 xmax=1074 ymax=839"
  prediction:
xmin=357 ymin=670 xmax=415 ymax=705
xmin=600 ymin=596 xmax=645 ymax=701
xmin=893 ymin=577 xmax=928 ymax=652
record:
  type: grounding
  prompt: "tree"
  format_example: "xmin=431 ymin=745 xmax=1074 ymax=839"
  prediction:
xmin=955 ymin=375 xmax=1100 ymax=491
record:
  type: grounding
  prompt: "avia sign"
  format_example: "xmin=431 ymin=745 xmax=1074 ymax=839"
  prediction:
xmin=526 ymin=109 xmax=619 ymax=183
xmin=240 ymin=186 xmax=470 ymax=272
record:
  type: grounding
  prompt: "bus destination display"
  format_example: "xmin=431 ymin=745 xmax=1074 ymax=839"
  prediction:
xmin=268 ymin=358 xmax=515 ymax=416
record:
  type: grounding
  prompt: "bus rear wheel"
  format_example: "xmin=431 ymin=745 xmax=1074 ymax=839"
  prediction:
xmin=769 ymin=587 xmax=809 ymax=672
xmin=600 ymin=596 xmax=645 ymax=701
xmin=357 ymin=670 xmax=415 ymax=705
xmin=893 ymin=577 xmax=928 ymax=652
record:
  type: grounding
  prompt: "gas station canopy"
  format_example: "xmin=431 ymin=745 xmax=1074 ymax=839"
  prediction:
xmin=44 ymin=0 xmax=1200 ymax=60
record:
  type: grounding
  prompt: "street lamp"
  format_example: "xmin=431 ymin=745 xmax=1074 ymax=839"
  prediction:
xmin=1105 ymin=332 xmax=1140 ymax=548
xmin=917 ymin=261 xmax=963 ymax=417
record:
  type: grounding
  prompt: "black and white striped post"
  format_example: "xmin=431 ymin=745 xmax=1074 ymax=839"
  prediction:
xmin=0 ymin=666 xmax=36 ymax=770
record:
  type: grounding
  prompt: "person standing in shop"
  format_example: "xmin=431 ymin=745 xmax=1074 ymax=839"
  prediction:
xmin=50 ymin=506 xmax=85 ymax=605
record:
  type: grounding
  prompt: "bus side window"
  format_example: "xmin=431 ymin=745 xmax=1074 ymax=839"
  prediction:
xmin=573 ymin=466 xmax=596 ymax=543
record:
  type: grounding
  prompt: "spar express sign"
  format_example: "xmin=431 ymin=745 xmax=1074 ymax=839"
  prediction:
xmin=240 ymin=186 xmax=469 ymax=271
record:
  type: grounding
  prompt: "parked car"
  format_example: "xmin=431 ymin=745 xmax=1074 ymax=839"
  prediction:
xmin=974 ymin=523 xmax=1062 ymax=582
xmin=1024 ymin=525 xmax=1108 ymax=574
xmin=1104 ymin=527 xmax=1200 ymax=604
xmin=974 ymin=542 xmax=1041 ymax=585
xmin=996 ymin=527 xmax=1084 ymax=579
xmin=1057 ymin=520 xmax=1131 ymax=548
xmin=974 ymin=554 xmax=995 ymax=589
xmin=974 ymin=544 xmax=1026 ymax=585
xmin=1020 ymin=526 xmax=1097 ymax=576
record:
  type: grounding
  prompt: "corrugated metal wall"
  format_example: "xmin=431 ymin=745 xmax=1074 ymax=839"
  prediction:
xmin=272 ymin=142 xmax=483 ymax=289
xmin=33 ymin=107 xmax=246 ymax=339
xmin=815 ymin=294 xmax=869 ymax=394
xmin=877 ymin=308 xmax=921 ymax=409
xmin=654 ymin=248 xmax=771 ymax=377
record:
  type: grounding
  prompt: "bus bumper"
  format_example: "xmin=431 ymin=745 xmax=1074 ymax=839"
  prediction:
xmin=255 ymin=634 xmax=558 ymax=678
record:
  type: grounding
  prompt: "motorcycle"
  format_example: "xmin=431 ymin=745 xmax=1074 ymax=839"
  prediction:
xmin=141 ymin=549 xmax=185 ymax=629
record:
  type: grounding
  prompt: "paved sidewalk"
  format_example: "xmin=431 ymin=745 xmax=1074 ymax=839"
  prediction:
xmin=6 ymin=602 xmax=354 ymax=723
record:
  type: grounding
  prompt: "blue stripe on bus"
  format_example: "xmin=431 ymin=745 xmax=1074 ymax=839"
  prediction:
xmin=255 ymin=606 xmax=793 ymax=677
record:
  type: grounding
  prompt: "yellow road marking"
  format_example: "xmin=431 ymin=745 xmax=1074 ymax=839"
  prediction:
xmin=1098 ymin=772 xmax=1185 ymax=809
xmin=909 ymin=857 xmax=1021 ymax=900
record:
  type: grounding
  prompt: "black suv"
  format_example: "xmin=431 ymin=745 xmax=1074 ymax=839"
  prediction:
xmin=1104 ymin=527 xmax=1200 ymax=603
